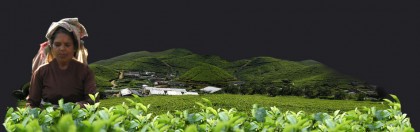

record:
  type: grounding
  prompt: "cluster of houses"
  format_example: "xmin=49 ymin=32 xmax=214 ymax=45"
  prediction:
xmin=118 ymin=71 xmax=185 ymax=87
xmin=112 ymin=85 xmax=222 ymax=97
xmin=143 ymin=87 xmax=198 ymax=95
xmin=104 ymin=70 xmax=221 ymax=97
xmin=104 ymin=70 xmax=244 ymax=97
xmin=121 ymin=71 xmax=162 ymax=80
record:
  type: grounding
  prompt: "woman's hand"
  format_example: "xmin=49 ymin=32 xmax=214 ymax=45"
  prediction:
xmin=25 ymin=103 xmax=32 ymax=108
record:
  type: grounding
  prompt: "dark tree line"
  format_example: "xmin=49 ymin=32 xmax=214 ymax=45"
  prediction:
xmin=221 ymin=79 xmax=383 ymax=101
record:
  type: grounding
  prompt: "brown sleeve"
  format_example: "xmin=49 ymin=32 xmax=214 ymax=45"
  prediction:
xmin=78 ymin=66 xmax=98 ymax=107
xmin=27 ymin=69 xmax=43 ymax=108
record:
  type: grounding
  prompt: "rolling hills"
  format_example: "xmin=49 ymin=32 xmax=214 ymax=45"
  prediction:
xmin=90 ymin=48 xmax=365 ymax=92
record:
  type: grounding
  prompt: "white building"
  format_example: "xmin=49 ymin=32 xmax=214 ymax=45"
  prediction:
xmin=200 ymin=86 xmax=222 ymax=93
xmin=144 ymin=87 xmax=196 ymax=95
xmin=184 ymin=92 xmax=199 ymax=95
xmin=144 ymin=87 xmax=187 ymax=92
xmin=150 ymin=90 xmax=165 ymax=95
xmin=167 ymin=91 xmax=183 ymax=95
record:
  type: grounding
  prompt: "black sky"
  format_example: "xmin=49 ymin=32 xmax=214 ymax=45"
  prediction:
xmin=2 ymin=0 xmax=419 ymax=130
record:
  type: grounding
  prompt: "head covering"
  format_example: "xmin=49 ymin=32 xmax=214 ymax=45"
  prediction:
xmin=45 ymin=18 xmax=88 ymax=46
xmin=32 ymin=18 xmax=89 ymax=74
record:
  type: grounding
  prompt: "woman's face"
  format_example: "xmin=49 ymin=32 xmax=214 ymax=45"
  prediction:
xmin=52 ymin=33 xmax=75 ymax=63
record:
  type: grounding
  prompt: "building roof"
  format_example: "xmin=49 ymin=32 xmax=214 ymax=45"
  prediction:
xmin=184 ymin=92 xmax=199 ymax=95
xmin=200 ymin=86 xmax=222 ymax=93
xmin=145 ymin=87 xmax=187 ymax=92
xmin=150 ymin=90 xmax=165 ymax=95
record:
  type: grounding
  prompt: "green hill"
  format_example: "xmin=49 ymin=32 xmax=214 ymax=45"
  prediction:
xmin=90 ymin=48 xmax=372 ymax=98
xmin=179 ymin=64 xmax=236 ymax=85
xmin=93 ymin=48 xmax=193 ymax=65
xmin=91 ymin=48 xmax=231 ymax=77
xmin=232 ymin=57 xmax=359 ymax=89
xmin=88 ymin=64 xmax=118 ymax=88
xmin=299 ymin=59 xmax=323 ymax=66
xmin=105 ymin=57 xmax=170 ymax=72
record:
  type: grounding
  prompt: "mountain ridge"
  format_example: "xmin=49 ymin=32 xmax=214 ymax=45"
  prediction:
xmin=89 ymin=48 xmax=374 ymax=97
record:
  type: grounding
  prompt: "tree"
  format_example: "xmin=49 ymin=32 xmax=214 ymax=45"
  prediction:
xmin=224 ymin=85 xmax=239 ymax=94
xmin=334 ymin=90 xmax=347 ymax=100
xmin=356 ymin=93 xmax=367 ymax=101
xmin=304 ymin=86 xmax=318 ymax=98
xmin=291 ymin=87 xmax=305 ymax=96
xmin=278 ymin=80 xmax=294 ymax=95
xmin=253 ymin=84 xmax=266 ymax=95
xmin=267 ymin=85 xmax=280 ymax=97
xmin=318 ymin=86 xmax=333 ymax=97
xmin=240 ymin=86 xmax=252 ymax=95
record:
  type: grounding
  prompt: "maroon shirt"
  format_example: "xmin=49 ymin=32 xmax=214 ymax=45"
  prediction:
xmin=27 ymin=58 xmax=98 ymax=108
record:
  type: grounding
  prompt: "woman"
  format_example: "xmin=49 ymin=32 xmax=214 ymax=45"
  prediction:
xmin=26 ymin=18 xmax=98 ymax=108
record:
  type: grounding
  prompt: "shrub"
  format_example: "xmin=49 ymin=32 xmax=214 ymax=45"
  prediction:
xmin=3 ymin=94 xmax=414 ymax=132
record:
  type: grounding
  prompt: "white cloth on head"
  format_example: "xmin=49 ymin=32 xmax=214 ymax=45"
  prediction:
xmin=32 ymin=18 xmax=89 ymax=74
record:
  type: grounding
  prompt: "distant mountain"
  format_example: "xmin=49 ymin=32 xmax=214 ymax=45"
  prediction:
xmin=89 ymin=48 xmax=364 ymax=91
xmin=179 ymin=63 xmax=236 ymax=85
xmin=231 ymin=57 xmax=356 ymax=88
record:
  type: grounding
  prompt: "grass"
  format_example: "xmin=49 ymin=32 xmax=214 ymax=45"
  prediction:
xmin=17 ymin=94 xmax=387 ymax=115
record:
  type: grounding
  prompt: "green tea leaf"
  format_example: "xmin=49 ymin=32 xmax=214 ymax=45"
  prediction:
xmin=57 ymin=114 xmax=76 ymax=132
xmin=125 ymin=98 xmax=135 ymax=105
xmin=185 ymin=125 xmax=198 ymax=132
xmin=58 ymin=99 xmax=64 ymax=109
xmin=6 ymin=107 xmax=13 ymax=118
xmin=390 ymin=94 xmax=400 ymax=103
xmin=255 ymin=107 xmax=267 ymax=123
xmin=202 ymin=98 xmax=213 ymax=107
xmin=218 ymin=112 xmax=229 ymax=121
xmin=324 ymin=119 xmax=335 ymax=128
xmin=286 ymin=115 xmax=297 ymax=125
xmin=132 ymin=94 xmax=140 ymax=99
xmin=89 ymin=94 xmax=96 ymax=102
xmin=95 ymin=92 xmax=99 ymax=99
xmin=11 ymin=113 xmax=20 ymax=121
xmin=63 ymin=103 xmax=74 ymax=113
xmin=46 ymin=107 xmax=54 ymax=113
xmin=206 ymin=107 xmax=218 ymax=116
xmin=29 ymin=108 xmax=39 ymax=118
xmin=98 ymin=110 xmax=109 ymax=120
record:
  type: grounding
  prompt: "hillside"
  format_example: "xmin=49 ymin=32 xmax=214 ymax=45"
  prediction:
xmin=90 ymin=48 xmax=376 ymax=99
xmin=179 ymin=64 xmax=236 ymax=85
xmin=232 ymin=57 xmax=359 ymax=88
xmin=88 ymin=64 xmax=119 ymax=88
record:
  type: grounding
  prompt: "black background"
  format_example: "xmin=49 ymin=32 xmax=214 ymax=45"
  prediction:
xmin=1 ymin=0 xmax=419 ymax=130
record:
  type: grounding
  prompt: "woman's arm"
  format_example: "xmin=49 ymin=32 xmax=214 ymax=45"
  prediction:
xmin=26 ymin=69 xmax=43 ymax=108
xmin=77 ymin=67 xmax=98 ymax=108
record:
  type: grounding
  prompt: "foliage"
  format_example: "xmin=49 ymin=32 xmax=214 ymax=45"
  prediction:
xmin=17 ymin=94 xmax=388 ymax=115
xmin=179 ymin=64 xmax=236 ymax=86
xmin=6 ymin=94 xmax=413 ymax=131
